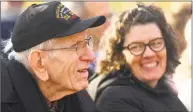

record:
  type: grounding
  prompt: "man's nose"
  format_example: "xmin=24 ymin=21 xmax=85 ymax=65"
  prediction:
xmin=79 ymin=46 xmax=96 ymax=63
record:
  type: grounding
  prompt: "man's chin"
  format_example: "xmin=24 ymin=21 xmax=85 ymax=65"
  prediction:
xmin=74 ymin=82 xmax=89 ymax=91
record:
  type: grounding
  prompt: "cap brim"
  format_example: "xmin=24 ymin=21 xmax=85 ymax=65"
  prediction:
xmin=55 ymin=16 xmax=106 ymax=38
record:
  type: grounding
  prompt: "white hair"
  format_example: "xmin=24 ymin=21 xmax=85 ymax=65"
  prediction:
xmin=2 ymin=38 xmax=55 ymax=70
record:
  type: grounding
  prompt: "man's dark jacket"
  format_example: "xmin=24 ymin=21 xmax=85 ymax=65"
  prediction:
xmin=1 ymin=59 xmax=96 ymax=112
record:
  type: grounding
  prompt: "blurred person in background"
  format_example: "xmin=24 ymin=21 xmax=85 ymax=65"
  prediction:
xmin=169 ymin=2 xmax=192 ymax=111
xmin=1 ymin=2 xmax=24 ymax=40
xmin=1 ymin=1 xmax=106 ymax=112
xmin=1 ymin=2 xmax=24 ymax=59
xmin=168 ymin=3 xmax=192 ymax=111
xmin=168 ymin=2 xmax=192 ymax=56
xmin=88 ymin=3 xmax=188 ymax=112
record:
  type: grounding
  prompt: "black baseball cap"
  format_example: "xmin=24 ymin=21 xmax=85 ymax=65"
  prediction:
xmin=11 ymin=1 xmax=106 ymax=52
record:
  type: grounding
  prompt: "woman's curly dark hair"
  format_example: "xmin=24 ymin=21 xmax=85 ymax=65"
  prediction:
xmin=96 ymin=3 xmax=180 ymax=75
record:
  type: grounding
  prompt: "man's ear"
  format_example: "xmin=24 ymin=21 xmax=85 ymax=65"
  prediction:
xmin=28 ymin=50 xmax=49 ymax=81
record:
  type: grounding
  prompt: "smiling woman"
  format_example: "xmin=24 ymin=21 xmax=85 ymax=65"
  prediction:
xmin=122 ymin=23 xmax=167 ymax=88
xmin=88 ymin=3 xmax=188 ymax=112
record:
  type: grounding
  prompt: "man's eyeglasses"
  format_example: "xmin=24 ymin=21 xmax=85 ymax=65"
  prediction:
xmin=123 ymin=38 xmax=165 ymax=56
xmin=43 ymin=36 xmax=93 ymax=56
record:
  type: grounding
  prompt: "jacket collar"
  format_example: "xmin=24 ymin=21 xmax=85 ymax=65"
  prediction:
xmin=128 ymin=74 xmax=173 ymax=95
xmin=103 ymin=69 xmax=174 ymax=95
xmin=7 ymin=59 xmax=48 ymax=112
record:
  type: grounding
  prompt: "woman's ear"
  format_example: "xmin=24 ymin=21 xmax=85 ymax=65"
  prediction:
xmin=28 ymin=50 xmax=49 ymax=81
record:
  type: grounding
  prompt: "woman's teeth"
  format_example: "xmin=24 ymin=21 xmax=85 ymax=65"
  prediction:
xmin=142 ymin=62 xmax=157 ymax=68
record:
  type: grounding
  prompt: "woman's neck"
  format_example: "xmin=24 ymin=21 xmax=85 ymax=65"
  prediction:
xmin=146 ymin=81 xmax=158 ymax=88
xmin=131 ymin=75 xmax=158 ymax=88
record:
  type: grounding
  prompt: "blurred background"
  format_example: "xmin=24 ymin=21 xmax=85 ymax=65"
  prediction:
xmin=0 ymin=1 xmax=192 ymax=111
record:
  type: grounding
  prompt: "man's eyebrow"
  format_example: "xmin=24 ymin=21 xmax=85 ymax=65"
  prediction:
xmin=70 ymin=41 xmax=78 ymax=47
xmin=69 ymin=34 xmax=88 ymax=47
xmin=70 ymin=39 xmax=82 ymax=47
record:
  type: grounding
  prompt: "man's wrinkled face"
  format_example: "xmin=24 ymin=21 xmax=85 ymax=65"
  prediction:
xmin=43 ymin=31 xmax=95 ymax=92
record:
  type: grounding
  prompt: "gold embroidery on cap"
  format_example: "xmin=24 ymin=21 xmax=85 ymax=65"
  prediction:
xmin=56 ymin=3 xmax=76 ymax=21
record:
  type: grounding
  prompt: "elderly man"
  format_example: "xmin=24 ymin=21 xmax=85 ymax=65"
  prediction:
xmin=1 ymin=1 xmax=105 ymax=112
